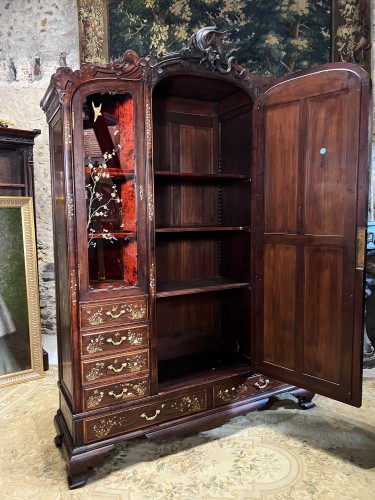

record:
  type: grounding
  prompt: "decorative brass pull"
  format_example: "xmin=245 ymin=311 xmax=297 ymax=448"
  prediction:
xmin=107 ymin=336 xmax=127 ymax=346
xmin=107 ymin=363 xmax=127 ymax=373
xmin=106 ymin=309 xmax=127 ymax=319
xmin=108 ymin=388 xmax=128 ymax=399
xmin=140 ymin=409 xmax=160 ymax=421
xmin=254 ymin=378 xmax=269 ymax=389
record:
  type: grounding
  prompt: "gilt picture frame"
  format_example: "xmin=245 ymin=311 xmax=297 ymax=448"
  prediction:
xmin=0 ymin=197 xmax=43 ymax=388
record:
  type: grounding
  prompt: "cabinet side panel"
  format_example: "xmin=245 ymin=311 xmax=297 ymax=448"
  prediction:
xmin=219 ymin=106 xmax=252 ymax=176
xmin=51 ymin=118 xmax=73 ymax=399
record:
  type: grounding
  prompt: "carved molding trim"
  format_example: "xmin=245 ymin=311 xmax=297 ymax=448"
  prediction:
xmin=0 ymin=135 xmax=35 ymax=144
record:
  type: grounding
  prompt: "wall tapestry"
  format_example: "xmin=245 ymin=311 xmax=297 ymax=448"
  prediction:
xmin=78 ymin=1 xmax=371 ymax=75
xmin=108 ymin=0 xmax=331 ymax=76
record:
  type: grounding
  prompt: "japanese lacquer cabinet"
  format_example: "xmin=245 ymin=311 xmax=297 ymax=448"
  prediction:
xmin=41 ymin=29 xmax=370 ymax=488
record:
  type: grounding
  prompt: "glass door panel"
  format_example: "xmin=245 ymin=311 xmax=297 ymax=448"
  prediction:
xmin=83 ymin=92 xmax=138 ymax=287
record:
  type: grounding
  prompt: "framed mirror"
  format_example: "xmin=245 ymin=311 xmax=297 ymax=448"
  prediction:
xmin=0 ymin=197 xmax=43 ymax=387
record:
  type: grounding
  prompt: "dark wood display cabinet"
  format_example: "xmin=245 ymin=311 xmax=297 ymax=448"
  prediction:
xmin=41 ymin=29 xmax=371 ymax=488
xmin=0 ymin=127 xmax=49 ymax=371
xmin=0 ymin=127 xmax=40 ymax=197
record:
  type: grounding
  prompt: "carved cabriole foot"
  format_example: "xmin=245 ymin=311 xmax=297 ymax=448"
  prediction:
xmin=289 ymin=388 xmax=316 ymax=409
xmin=54 ymin=410 xmax=115 ymax=489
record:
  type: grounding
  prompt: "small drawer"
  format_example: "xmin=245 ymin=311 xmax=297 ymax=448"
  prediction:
xmin=84 ymin=389 xmax=207 ymax=443
xmin=81 ymin=297 xmax=147 ymax=330
xmin=213 ymin=375 xmax=287 ymax=407
xmin=82 ymin=350 xmax=149 ymax=384
xmin=81 ymin=325 xmax=149 ymax=357
xmin=84 ymin=376 xmax=150 ymax=410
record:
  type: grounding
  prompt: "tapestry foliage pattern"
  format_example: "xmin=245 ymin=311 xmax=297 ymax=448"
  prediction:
xmin=109 ymin=0 xmax=331 ymax=76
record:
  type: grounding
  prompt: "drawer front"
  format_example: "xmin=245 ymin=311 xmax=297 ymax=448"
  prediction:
xmin=84 ymin=390 xmax=207 ymax=443
xmin=81 ymin=325 xmax=149 ymax=357
xmin=84 ymin=376 xmax=150 ymax=410
xmin=82 ymin=350 xmax=149 ymax=383
xmin=81 ymin=297 xmax=147 ymax=330
xmin=213 ymin=375 xmax=287 ymax=407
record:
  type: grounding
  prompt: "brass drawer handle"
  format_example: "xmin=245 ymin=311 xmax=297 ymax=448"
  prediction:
xmin=107 ymin=336 xmax=127 ymax=346
xmin=106 ymin=309 xmax=127 ymax=319
xmin=108 ymin=388 xmax=128 ymax=399
xmin=107 ymin=363 xmax=127 ymax=373
xmin=254 ymin=378 xmax=269 ymax=389
xmin=140 ymin=409 xmax=160 ymax=421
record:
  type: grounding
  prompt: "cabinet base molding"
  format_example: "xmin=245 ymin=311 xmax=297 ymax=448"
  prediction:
xmin=54 ymin=387 xmax=315 ymax=489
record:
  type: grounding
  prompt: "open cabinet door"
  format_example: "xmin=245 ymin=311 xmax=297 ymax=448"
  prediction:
xmin=252 ymin=63 xmax=371 ymax=406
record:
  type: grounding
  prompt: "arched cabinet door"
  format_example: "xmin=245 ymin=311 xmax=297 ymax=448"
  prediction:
xmin=251 ymin=63 xmax=370 ymax=406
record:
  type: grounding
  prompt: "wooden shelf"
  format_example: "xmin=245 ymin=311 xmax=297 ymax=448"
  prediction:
xmin=87 ymin=231 xmax=136 ymax=239
xmin=156 ymin=226 xmax=250 ymax=233
xmin=0 ymin=183 xmax=25 ymax=188
xmin=156 ymin=276 xmax=250 ymax=298
xmin=85 ymin=167 xmax=134 ymax=180
xmin=154 ymin=171 xmax=250 ymax=182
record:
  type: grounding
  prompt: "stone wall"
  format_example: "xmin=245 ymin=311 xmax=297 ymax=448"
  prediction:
xmin=0 ymin=0 xmax=80 ymax=334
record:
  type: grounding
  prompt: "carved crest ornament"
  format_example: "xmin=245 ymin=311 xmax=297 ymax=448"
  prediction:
xmin=43 ymin=27 xmax=269 ymax=105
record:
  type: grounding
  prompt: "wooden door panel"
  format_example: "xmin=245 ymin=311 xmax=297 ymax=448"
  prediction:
xmin=253 ymin=64 xmax=370 ymax=406
xmin=303 ymin=247 xmax=343 ymax=383
xmin=264 ymin=102 xmax=299 ymax=234
xmin=305 ymin=91 xmax=359 ymax=235
xmin=264 ymin=244 xmax=296 ymax=369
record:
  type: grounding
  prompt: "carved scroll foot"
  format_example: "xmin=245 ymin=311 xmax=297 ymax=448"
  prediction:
xmin=290 ymin=388 xmax=316 ymax=410
xmin=54 ymin=409 xmax=114 ymax=489
xmin=54 ymin=433 xmax=63 ymax=448
xmin=67 ymin=444 xmax=115 ymax=489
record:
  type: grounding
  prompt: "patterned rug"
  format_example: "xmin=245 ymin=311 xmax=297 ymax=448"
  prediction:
xmin=1 ymin=368 xmax=375 ymax=499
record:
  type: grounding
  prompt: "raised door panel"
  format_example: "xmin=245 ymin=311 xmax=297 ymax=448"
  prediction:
xmin=252 ymin=63 xmax=370 ymax=406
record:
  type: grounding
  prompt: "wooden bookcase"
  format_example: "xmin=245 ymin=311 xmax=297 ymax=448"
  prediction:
xmin=41 ymin=31 xmax=370 ymax=488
